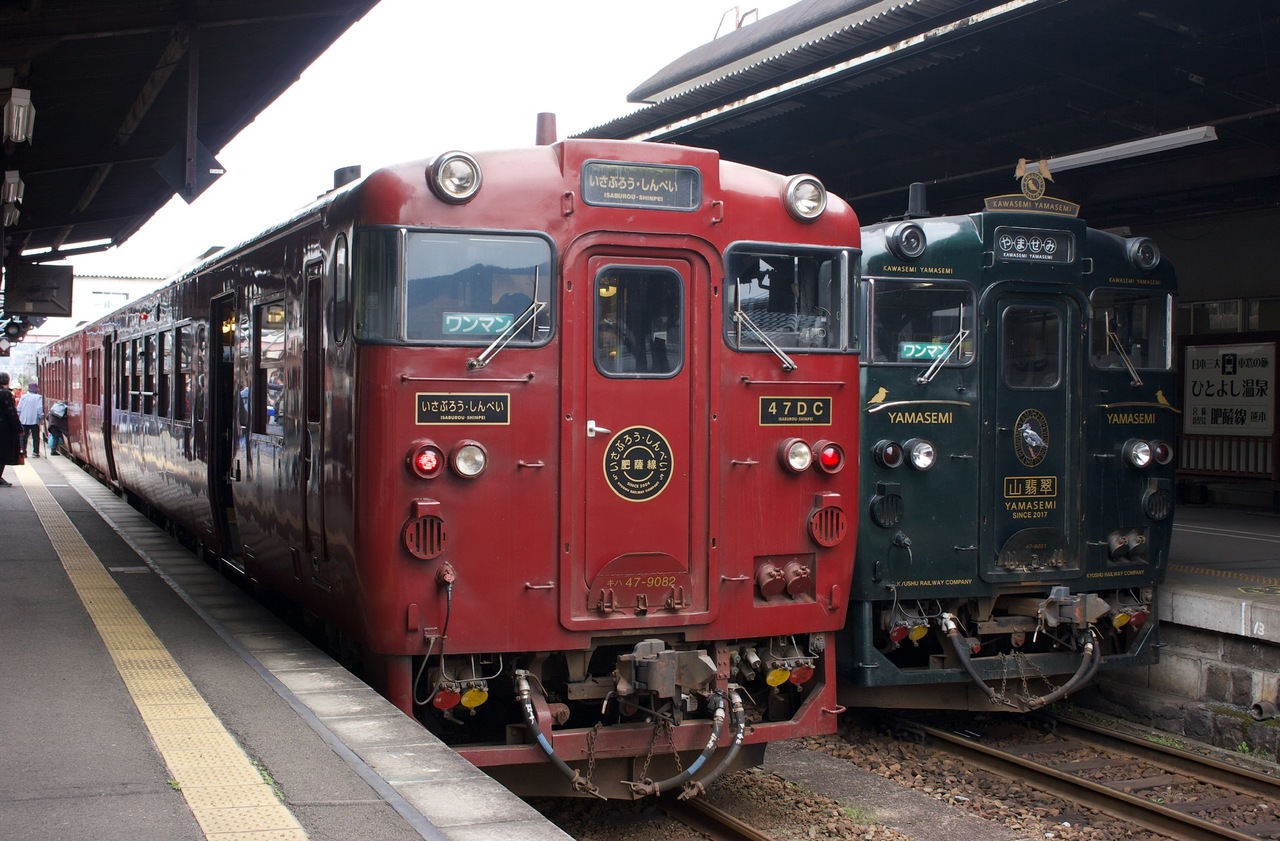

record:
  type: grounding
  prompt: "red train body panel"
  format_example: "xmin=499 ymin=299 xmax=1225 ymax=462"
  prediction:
xmin=39 ymin=138 xmax=861 ymax=798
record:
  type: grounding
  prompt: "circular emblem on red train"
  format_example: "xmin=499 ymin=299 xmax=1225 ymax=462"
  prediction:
xmin=1013 ymin=408 xmax=1049 ymax=468
xmin=604 ymin=426 xmax=673 ymax=502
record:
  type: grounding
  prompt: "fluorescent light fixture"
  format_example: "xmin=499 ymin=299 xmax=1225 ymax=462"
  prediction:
xmin=3 ymin=88 xmax=35 ymax=143
xmin=1023 ymin=126 xmax=1217 ymax=175
xmin=2 ymin=170 xmax=23 ymax=203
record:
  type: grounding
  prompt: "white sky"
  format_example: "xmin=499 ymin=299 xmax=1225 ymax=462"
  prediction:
xmin=66 ymin=0 xmax=792 ymax=279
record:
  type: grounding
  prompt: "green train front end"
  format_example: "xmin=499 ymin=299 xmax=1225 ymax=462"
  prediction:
xmin=838 ymin=191 xmax=1176 ymax=711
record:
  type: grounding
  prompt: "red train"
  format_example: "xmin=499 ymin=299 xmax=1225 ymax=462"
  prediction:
xmin=38 ymin=137 xmax=861 ymax=798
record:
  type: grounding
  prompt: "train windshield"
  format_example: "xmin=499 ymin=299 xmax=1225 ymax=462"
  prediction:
xmin=1089 ymin=290 xmax=1173 ymax=370
xmin=867 ymin=278 xmax=976 ymax=366
xmin=354 ymin=229 xmax=554 ymax=345
xmin=724 ymin=246 xmax=851 ymax=353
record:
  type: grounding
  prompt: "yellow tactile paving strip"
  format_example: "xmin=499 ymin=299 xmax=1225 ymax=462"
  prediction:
xmin=12 ymin=463 xmax=308 ymax=841
xmin=1170 ymin=563 xmax=1280 ymax=587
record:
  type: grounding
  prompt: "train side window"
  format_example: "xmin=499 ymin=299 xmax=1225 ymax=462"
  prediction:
xmin=333 ymin=234 xmax=349 ymax=345
xmin=143 ymin=334 xmax=156 ymax=414
xmin=1003 ymin=306 xmax=1061 ymax=390
xmin=175 ymin=326 xmax=192 ymax=421
xmin=594 ymin=267 xmax=683 ymax=377
xmin=255 ymin=303 xmax=286 ymax=436
xmin=194 ymin=325 xmax=207 ymax=423
xmin=158 ymin=331 xmax=171 ymax=418
xmin=130 ymin=339 xmax=142 ymax=412
xmin=867 ymin=278 xmax=976 ymax=365
xmin=353 ymin=228 xmax=398 ymax=341
xmin=1090 ymin=290 xmax=1172 ymax=371
xmin=725 ymin=245 xmax=850 ymax=352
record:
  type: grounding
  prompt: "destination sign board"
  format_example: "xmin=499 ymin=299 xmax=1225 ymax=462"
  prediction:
xmin=581 ymin=161 xmax=701 ymax=211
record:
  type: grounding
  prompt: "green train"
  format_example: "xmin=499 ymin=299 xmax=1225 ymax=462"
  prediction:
xmin=838 ymin=183 xmax=1176 ymax=711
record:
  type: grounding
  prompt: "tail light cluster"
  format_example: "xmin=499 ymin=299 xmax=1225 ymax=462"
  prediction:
xmin=731 ymin=640 xmax=818 ymax=687
xmin=409 ymin=440 xmax=488 ymax=479
xmin=778 ymin=438 xmax=846 ymax=474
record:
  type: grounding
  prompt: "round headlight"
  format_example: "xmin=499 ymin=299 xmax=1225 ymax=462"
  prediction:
xmin=886 ymin=221 xmax=927 ymax=260
xmin=429 ymin=151 xmax=482 ymax=203
xmin=904 ymin=438 xmax=936 ymax=470
xmin=451 ymin=442 xmax=488 ymax=477
xmin=873 ymin=440 xmax=904 ymax=469
xmin=1123 ymin=439 xmax=1153 ymax=468
xmin=780 ymin=438 xmax=814 ymax=472
xmin=1151 ymin=440 xmax=1174 ymax=466
xmin=783 ymin=175 xmax=827 ymax=222
xmin=1127 ymin=237 xmax=1160 ymax=271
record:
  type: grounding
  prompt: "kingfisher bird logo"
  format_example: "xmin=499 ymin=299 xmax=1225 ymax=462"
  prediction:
xmin=1013 ymin=407 xmax=1050 ymax=468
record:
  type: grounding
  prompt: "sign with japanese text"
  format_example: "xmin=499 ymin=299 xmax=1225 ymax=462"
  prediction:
xmin=1183 ymin=343 xmax=1274 ymax=437
xmin=416 ymin=393 xmax=511 ymax=425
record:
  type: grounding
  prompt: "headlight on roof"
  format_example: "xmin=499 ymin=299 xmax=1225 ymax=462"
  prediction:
xmin=783 ymin=175 xmax=827 ymax=222
xmin=429 ymin=151 xmax=482 ymax=203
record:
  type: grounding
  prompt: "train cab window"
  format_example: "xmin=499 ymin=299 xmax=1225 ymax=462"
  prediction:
xmin=725 ymin=246 xmax=850 ymax=352
xmin=1003 ymin=306 xmax=1062 ymax=390
xmin=1090 ymin=290 xmax=1172 ymax=371
xmin=397 ymin=231 xmax=553 ymax=345
xmin=867 ymin=279 xmax=976 ymax=366
xmin=255 ymin=303 xmax=286 ymax=436
xmin=594 ymin=267 xmax=683 ymax=377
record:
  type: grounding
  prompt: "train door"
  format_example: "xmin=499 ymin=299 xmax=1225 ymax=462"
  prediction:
xmin=564 ymin=254 xmax=709 ymax=625
xmin=101 ymin=333 xmax=119 ymax=481
xmin=302 ymin=259 xmax=328 ymax=587
xmin=208 ymin=294 xmax=240 ymax=565
xmin=982 ymin=293 xmax=1082 ymax=581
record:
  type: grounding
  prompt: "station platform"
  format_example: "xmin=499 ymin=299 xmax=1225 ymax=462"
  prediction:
xmin=0 ymin=456 xmax=570 ymax=841
xmin=4 ymin=452 xmax=1279 ymax=841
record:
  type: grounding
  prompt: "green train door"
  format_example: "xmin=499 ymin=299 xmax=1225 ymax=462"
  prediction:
xmin=983 ymin=293 xmax=1083 ymax=582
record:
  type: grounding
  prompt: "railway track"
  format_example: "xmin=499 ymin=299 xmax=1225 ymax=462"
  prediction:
xmin=900 ymin=714 xmax=1280 ymax=841
xmin=657 ymin=795 xmax=779 ymax=841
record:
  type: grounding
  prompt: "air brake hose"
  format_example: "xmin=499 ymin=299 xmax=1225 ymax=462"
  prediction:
xmin=625 ymin=693 xmax=728 ymax=797
xmin=678 ymin=688 xmax=747 ymax=800
xmin=942 ymin=613 xmax=1004 ymax=705
xmin=1024 ymin=631 xmax=1101 ymax=710
xmin=515 ymin=672 xmax=602 ymax=798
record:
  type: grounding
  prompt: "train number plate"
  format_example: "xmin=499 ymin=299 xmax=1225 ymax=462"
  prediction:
xmin=759 ymin=396 xmax=832 ymax=425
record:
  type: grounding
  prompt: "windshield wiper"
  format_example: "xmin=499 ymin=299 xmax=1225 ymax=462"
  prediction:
xmin=734 ymin=301 xmax=797 ymax=372
xmin=1104 ymin=311 xmax=1143 ymax=387
xmin=916 ymin=304 xmax=969 ymax=384
xmin=468 ymin=268 xmax=546 ymax=370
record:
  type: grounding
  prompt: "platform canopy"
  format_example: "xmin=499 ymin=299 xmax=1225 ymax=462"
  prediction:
xmin=580 ymin=0 xmax=1280 ymax=230
xmin=1 ymin=0 xmax=379 ymax=267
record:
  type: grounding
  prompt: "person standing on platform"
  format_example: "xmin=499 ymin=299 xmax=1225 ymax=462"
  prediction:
xmin=47 ymin=398 xmax=69 ymax=456
xmin=17 ymin=380 xmax=44 ymax=458
xmin=0 ymin=372 xmax=21 ymax=486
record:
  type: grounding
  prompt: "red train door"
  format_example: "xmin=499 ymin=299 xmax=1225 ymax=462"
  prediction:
xmin=302 ymin=260 xmax=328 ymax=586
xmin=564 ymin=253 xmax=710 ymax=627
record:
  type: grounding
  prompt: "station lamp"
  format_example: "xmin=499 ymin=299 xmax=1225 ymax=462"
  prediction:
xmin=3 ymin=88 xmax=35 ymax=143
xmin=2 ymin=171 xmax=22 ymax=204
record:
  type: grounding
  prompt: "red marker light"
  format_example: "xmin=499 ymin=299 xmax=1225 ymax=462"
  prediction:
xmin=788 ymin=664 xmax=816 ymax=684
xmin=819 ymin=444 xmax=843 ymax=471
xmin=410 ymin=443 xmax=445 ymax=478
xmin=432 ymin=687 xmax=461 ymax=710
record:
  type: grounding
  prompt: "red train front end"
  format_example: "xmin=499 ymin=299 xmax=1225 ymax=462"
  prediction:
xmin=336 ymin=142 xmax=860 ymax=797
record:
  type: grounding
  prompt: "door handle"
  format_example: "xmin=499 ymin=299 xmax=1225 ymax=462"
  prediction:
xmin=586 ymin=419 xmax=611 ymax=438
